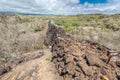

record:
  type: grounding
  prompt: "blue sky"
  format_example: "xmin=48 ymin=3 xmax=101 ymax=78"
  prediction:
xmin=80 ymin=0 xmax=107 ymax=4
xmin=0 ymin=0 xmax=120 ymax=15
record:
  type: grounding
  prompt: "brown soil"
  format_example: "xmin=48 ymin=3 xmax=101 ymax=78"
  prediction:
xmin=0 ymin=49 xmax=62 ymax=80
xmin=0 ymin=20 xmax=63 ymax=80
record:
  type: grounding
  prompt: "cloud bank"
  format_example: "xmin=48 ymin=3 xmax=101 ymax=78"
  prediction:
xmin=0 ymin=0 xmax=120 ymax=15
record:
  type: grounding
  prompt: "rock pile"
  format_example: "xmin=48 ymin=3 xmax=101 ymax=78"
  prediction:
xmin=46 ymin=20 xmax=120 ymax=80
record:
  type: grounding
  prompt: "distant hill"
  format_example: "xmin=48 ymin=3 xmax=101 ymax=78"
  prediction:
xmin=0 ymin=11 xmax=54 ymax=16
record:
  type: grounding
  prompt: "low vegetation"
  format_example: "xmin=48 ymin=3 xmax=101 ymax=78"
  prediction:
xmin=0 ymin=14 xmax=47 ymax=62
xmin=45 ymin=56 xmax=51 ymax=61
xmin=0 ymin=14 xmax=120 ymax=63
xmin=54 ymin=14 xmax=120 ymax=50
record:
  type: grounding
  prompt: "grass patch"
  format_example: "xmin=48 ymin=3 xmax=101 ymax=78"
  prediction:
xmin=33 ymin=42 xmax=45 ymax=50
xmin=54 ymin=17 xmax=80 ymax=27
xmin=64 ymin=26 xmax=74 ymax=31
xmin=0 ymin=57 xmax=6 ymax=62
xmin=71 ymin=29 xmax=79 ymax=34
xmin=54 ymin=17 xmax=80 ymax=34
xmin=45 ymin=56 xmax=51 ymax=61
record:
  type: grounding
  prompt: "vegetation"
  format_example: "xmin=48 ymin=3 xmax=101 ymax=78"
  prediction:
xmin=45 ymin=56 xmax=51 ymax=61
xmin=54 ymin=14 xmax=120 ymax=50
xmin=104 ymin=23 xmax=120 ymax=31
xmin=0 ymin=14 xmax=120 ymax=62
xmin=0 ymin=14 xmax=47 ymax=59
xmin=0 ymin=57 xmax=5 ymax=62
xmin=54 ymin=18 xmax=80 ymax=27
xmin=54 ymin=17 xmax=80 ymax=34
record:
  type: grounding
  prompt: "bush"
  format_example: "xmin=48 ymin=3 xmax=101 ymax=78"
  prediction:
xmin=0 ymin=57 xmax=5 ymax=62
xmin=45 ymin=56 xmax=51 ymax=61
xmin=105 ymin=23 xmax=120 ymax=31
xmin=54 ymin=19 xmax=65 ymax=26
xmin=71 ymin=21 xmax=80 ymax=26
xmin=34 ymin=27 xmax=42 ymax=32
xmin=72 ymin=29 xmax=79 ymax=34
xmin=64 ymin=26 xmax=74 ymax=31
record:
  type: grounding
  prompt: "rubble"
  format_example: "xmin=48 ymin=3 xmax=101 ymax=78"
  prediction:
xmin=46 ymin=20 xmax=120 ymax=80
xmin=85 ymin=53 xmax=106 ymax=67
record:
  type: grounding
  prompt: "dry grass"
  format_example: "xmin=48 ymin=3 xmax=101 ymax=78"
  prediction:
xmin=0 ymin=14 xmax=48 ymax=62
xmin=73 ymin=27 xmax=120 ymax=50
xmin=54 ymin=14 xmax=120 ymax=50
xmin=0 ymin=14 xmax=120 ymax=62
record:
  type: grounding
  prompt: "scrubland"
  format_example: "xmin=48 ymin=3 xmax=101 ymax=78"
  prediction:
xmin=0 ymin=14 xmax=120 ymax=80
xmin=0 ymin=13 xmax=120 ymax=62
xmin=0 ymin=14 xmax=48 ymax=62
xmin=54 ymin=14 xmax=120 ymax=50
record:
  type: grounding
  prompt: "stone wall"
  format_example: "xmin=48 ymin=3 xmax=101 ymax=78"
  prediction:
xmin=46 ymin=20 xmax=120 ymax=80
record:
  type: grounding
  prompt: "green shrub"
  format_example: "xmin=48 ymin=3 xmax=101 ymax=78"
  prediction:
xmin=34 ymin=27 xmax=42 ymax=32
xmin=45 ymin=56 xmax=51 ymax=61
xmin=72 ymin=29 xmax=79 ymax=34
xmin=70 ymin=21 xmax=80 ymax=26
xmin=64 ymin=26 xmax=74 ymax=31
xmin=54 ymin=19 xmax=65 ymax=26
xmin=105 ymin=23 xmax=120 ymax=31
xmin=0 ymin=57 xmax=5 ymax=62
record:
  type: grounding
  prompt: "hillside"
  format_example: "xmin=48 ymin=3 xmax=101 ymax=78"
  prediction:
xmin=0 ymin=14 xmax=119 ymax=80
xmin=54 ymin=14 xmax=120 ymax=50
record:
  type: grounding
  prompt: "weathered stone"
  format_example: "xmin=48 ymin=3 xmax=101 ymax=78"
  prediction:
xmin=108 ymin=56 xmax=120 ymax=67
xmin=86 ymin=53 xmax=105 ymax=67
xmin=46 ymin=20 xmax=120 ymax=80
xmin=78 ymin=60 xmax=93 ymax=76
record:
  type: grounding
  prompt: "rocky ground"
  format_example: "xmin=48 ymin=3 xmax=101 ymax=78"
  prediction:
xmin=0 ymin=18 xmax=119 ymax=80
xmin=47 ymin=20 xmax=120 ymax=80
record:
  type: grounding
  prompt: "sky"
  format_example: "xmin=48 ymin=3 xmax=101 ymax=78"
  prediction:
xmin=0 ymin=0 xmax=120 ymax=15
xmin=80 ymin=0 xmax=107 ymax=4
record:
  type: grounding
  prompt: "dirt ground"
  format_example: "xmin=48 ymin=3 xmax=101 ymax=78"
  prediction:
xmin=0 ymin=18 xmax=63 ymax=80
xmin=0 ymin=49 xmax=63 ymax=80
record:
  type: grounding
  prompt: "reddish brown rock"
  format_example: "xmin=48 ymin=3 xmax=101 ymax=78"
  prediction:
xmin=78 ymin=60 xmax=93 ymax=76
xmin=46 ymin=20 xmax=120 ymax=80
xmin=86 ymin=53 xmax=106 ymax=67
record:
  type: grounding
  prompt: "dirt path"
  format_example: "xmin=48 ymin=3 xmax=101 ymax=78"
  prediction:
xmin=0 ymin=21 xmax=63 ymax=80
xmin=0 ymin=49 xmax=62 ymax=80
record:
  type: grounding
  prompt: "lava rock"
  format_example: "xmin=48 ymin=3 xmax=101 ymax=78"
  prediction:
xmin=85 ymin=53 xmax=105 ymax=67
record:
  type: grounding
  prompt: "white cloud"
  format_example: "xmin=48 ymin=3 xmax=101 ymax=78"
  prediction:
xmin=0 ymin=0 xmax=119 ymax=15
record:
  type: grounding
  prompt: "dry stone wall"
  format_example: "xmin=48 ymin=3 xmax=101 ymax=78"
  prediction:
xmin=46 ymin=20 xmax=120 ymax=80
